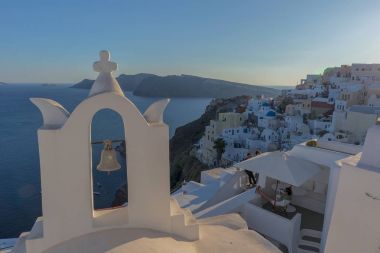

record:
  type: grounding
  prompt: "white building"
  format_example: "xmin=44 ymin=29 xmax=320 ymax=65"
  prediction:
xmin=289 ymin=88 xmax=318 ymax=99
xmin=257 ymin=110 xmax=278 ymax=129
xmin=327 ymin=88 xmax=340 ymax=104
xmin=246 ymin=96 xmax=272 ymax=113
xmin=222 ymin=146 xmax=249 ymax=164
xmin=351 ymin=63 xmax=380 ymax=83
xmin=364 ymin=83 xmax=380 ymax=106
xmin=332 ymin=105 xmax=380 ymax=144
xmin=367 ymin=94 xmax=380 ymax=107
xmin=308 ymin=117 xmax=332 ymax=135
xmin=221 ymin=126 xmax=260 ymax=142
xmin=260 ymin=128 xmax=279 ymax=151
xmin=197 ymin=112 xmax=246 ymax=166
xmin=284 ymin=115 xmax=304 ymax=132
xmin=221 ymin=126 xmax=260 ymax=163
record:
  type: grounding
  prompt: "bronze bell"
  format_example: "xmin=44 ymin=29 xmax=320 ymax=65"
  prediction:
xmin=96 ymin=140 xmax=121 ymax=174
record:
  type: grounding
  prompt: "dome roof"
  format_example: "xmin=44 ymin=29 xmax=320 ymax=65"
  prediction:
xmin=262 ymin=102 xmax=270 ymax=107
xmin=266 ymin=110 xmax=276 ymax=117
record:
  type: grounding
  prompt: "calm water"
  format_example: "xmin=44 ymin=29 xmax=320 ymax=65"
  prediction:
xmin=0 ymin=85 xmax=211 ymax=238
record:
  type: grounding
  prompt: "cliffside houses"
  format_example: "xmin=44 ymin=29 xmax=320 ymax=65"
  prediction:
xmin=197 ymin=112 xmax=246 ymax=166
xmin=221 ymin=126 xmax=259 ymax=164
xmin=286 ymin=63 xmax=380 ymax=145
xmin=196 ymin=63 xmax=380 ymax=168
xmin=196 ymin=96 xmax=310 ymax=166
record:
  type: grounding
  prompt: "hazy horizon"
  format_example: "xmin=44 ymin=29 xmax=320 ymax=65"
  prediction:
xmin=1 ymin=72 xmax=294 ymax=88
xmin=1 ymin=0 xmax=380 ymax=85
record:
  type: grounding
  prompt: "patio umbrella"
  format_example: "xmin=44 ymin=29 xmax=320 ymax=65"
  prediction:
xmin=235 ymin=151 xmax=321 ymax=187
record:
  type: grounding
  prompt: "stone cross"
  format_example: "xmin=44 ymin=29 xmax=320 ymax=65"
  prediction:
xmin=93 ymin=50 xmax=117 ymax=73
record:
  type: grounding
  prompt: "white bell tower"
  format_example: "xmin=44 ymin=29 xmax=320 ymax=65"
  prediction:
xmin=24 ymin=51 xmax=199 ymax=253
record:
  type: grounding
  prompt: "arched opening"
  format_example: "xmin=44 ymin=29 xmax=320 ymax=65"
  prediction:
xmin=91 ymin=109 xmax=127 ymax=210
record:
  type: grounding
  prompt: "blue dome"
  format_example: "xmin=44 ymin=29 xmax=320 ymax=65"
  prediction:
xmin=266 ymin=111 xmax=276 ymax=117
xmin=262 ymin=102 xmax=270 ymax=107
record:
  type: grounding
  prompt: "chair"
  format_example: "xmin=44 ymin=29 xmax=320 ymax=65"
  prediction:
xmin=298 ymin=229 xmax=322 ymax=253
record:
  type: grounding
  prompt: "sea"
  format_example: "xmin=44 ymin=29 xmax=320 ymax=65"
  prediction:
xmin=0 ymin=84 xmax=211 ymax=238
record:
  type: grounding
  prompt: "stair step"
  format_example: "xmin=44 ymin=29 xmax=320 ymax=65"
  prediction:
xmin=26 ymin=217 xmax=43 ymax=240
xmin=11 ymin=232 xmax=29 ymax=253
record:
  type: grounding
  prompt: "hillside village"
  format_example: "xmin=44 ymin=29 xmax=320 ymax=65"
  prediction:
xmin=196 ymin=63 xmax=380 ymax=167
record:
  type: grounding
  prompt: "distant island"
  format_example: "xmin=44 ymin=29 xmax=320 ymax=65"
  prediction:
xmin=0 ymin=82 xmax=8 ymax=85
xmin=41 ymin=83 xmax=58 ymax=87
xmin=70 ymin=73 xmax=280 ymax=98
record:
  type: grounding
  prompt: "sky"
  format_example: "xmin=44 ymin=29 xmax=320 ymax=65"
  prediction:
xmin=1 ymin=0 xmax=380 ymax=86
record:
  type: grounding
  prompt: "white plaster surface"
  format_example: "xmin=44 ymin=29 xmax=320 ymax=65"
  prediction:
xmin=358 ymin=124 xmax=380 ymax=172
xmin=89 ymin=50 xmax=124 ymax=97
xmin=324 ymin=161 xmax=380 ymax=253
xmin=30 ymin=98 xmax=69 ymax=129
xmin=41 ymin=214 xmax=280 ymax=253
xmin=143 ymin=98 xmax=170 ymax=123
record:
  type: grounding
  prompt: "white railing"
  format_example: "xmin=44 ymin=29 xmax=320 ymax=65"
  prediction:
xmin=241 ymin=203 xmax=301 ymax=253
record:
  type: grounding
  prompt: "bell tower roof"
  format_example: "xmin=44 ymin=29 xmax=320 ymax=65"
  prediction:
xmin=89 ymin=50 xmax=124 ymax=97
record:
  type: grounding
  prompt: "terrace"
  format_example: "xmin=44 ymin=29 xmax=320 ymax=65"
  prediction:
xmin=170 ymin=133 xmax=370 ymax=253
xmin=238 ymin=139 xmax=362 ymax=253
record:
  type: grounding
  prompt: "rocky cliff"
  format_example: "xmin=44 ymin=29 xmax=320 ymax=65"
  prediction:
xmin=169 ymin=95 xmax=251 ymax=189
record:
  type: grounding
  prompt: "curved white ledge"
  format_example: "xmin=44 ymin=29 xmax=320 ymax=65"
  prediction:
xmin=143 ymin=99 xmax=170 ymax=124
xmin=30 ymin=98 xmax=70 ymax=129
